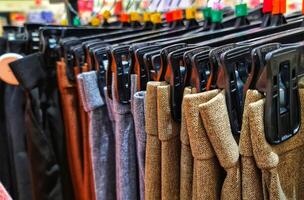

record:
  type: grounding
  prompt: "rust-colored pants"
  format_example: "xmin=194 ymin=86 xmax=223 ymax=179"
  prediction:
xmin=57 ymin=60 xmax=95 ymax=200
xmin=75 ymin=65 xmax=96 ymax=200
xmin=57 ymin=60 xmax=84 ymax=200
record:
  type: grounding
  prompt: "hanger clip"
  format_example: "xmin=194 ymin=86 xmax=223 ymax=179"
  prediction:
xmin=221 ymin=45 xmax=253 ymax=135
xmin=263 ymin=46 xmax=301 ymax=144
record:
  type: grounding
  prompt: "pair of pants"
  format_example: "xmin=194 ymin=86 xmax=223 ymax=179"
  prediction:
xmin=0 ymin=81 xmax=15 ymax=198
xmin=145 ymin=81 xmax=163 ymax=200
xmin=239 ymin=90 xmax=264 ymax=199
xmin=157 ymin=84 xmax=181 ymax=200
xmin=57 ymin=60 xmax=85 ymax=200
xmin=145 ymin=81 xmax=181 ymax=200
xmin=199 ymin=90 xmax=241 ymax=199
xmin=130 ymin=74 xmax=147 ymax=200
xmin=183 ymin=90 xmax=224 ymax=200
xmin=75 ymin=64 xmax=96 ymax=200
xmin=4 ymin=84 xmax=33 ymax=200
xmin=180 ymin=87 xmax=196 ymax=200
xmin=77 ymin=71 xmax=116 ymax=200
xmin=111 ymin=74 xmax=138 ymax=200
xmin=10 ymin=53 xmax=73 ymax=200
xmin=248 ymin=87 xmax=304 ymax=199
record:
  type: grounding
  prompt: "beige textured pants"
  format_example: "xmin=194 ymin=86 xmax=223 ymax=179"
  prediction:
xmin=180 ymin=87 xmax=196 ymax=200
xmin=239 ymin=90 xmax=264 ymax=200
xmin=248 ymin=88 xmax=304 ymax=199
xmin=184 ymin=90 xmax=224 ymax=200
xmin=145 ymin=81 xmax=165 ymax=200
xmin=199 ymin=90 xmax=241 ymax=200
xmin=157 ymin=84 xmax=181 ymax=200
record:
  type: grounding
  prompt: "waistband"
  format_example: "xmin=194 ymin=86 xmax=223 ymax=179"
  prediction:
xmin=9 ymin=52 xmax=46 ymax=90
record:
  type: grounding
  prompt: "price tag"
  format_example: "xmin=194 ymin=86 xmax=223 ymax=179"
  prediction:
xmin=263 ymin=0 xmax=273 ymax=13
xmin=103 ymin=10 xmax=111 ymax=19
xmin=130 ymin=12 xmax=142 ymax=22
xmin=235 ymin=4 xmax=248 ymax=17
xmin=143 ymin=12 xmax=151 ymax=22
xmin=211 ymin=10 xmax=223 ymax=23
xmin=186 ymin=7 xmax=196 ymax=20
xmin=151 ymin=13 xmax=162 ymax=24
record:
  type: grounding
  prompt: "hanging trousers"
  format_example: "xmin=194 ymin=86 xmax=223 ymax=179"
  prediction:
xmin=145 ymin=81 xmax=164 ymax=200
xmin=199 ymin=90 xmax=241 ymax=200
xmin=75 ymin=65 xmax=96 ymax=200
xmin=249 ymin=87 xmax=304 ymax=199
xmin=184 ymin=90 xmax=224 ymax=200
xmin=1 ymin=41 xmax=32 ymax=199
xmin=77 ymin=71 xmax=116 ymax=200
xmin=10 ymin=53 xmax=73 ymax=200
xmin=0 ymin=81 xmax=14 ymax=198
xmin=57 ymin=60 xmax=85 ymax=200
xmin=157 ymin=84 xmax=181 ymax=200
xmin=112 ymin=74 xmax=138 ymax=200
xmin=4 ymin=85 xmax=33 ymax=200
xmin=180 ymin=87 xmax=196 ymax=200
xmin=130 ymin=74 xmax=147 ymax=200
xmin=239 ymin=90 xmax=264 ymax=200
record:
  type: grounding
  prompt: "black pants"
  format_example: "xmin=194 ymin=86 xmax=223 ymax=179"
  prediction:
xmin=9 ymin=54 xmax=73 ymax=200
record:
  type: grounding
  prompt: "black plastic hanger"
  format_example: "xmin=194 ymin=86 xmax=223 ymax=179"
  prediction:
xmin=256 ymin=45 xmax=303 ymax=144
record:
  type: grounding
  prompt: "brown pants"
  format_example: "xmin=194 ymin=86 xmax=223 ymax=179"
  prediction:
xmin=75 ymin=65 xmax=96 ymax=200
xmin=56 ymin=60 xmax=84 ymax=200
xmin=145 ymin=81 xmax=165 ymax=200
xmin=57 ymin=61 xmax=95 ymax=200
xmin=184 ymin=90 xmax=224 ymax=200
xmin=157 ymin=85 xmax=181 ymax=200
xmin=249 ymin=88 xmax=304 ymax=199
xmin=239 ymin=90 xmax=263 ymax=200
xmin=180 ymin=87 xmax=196 ymax=200
xmin=199 ymin=90 xmax=241 ymax=200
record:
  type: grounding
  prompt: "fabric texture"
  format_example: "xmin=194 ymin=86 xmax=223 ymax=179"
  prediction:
xmin=157 ymin=84 xmax=181 ymax=200
xmin=131 ymin=73 xmax=147 ymax=200
xmin=199 ymin=90 xmax=241 ymax=200
xmin=184 ymin=90 xmax=224 ymax=200
xmin=239 ymin=90 xmax=264 ymax=200
xmin=112 ymin=74 xmax=138 ymax=200
xmin=57 ymin=60 xmax=85 ymax=200
xmin=144 ymin=81 xmax=165 ymax=200
xmin=180 ymin=87 xmax=195 ymax=200
xmin=249 ymin=88 xmax=304 ymax=200
xmin=77 ymin=71 xmax=116 ymax=200
xmin=74 ymin=65 xmax=96 ymax=200
xmin=0 ymin=81 xmax=15 ymax=198
xmin=4 ymin=84 xmax=33 ymax=200
xmin=9 ymin=57 xmax=69 ymax=200
xmin=24 ymin=92 xmax=64 ymax=200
